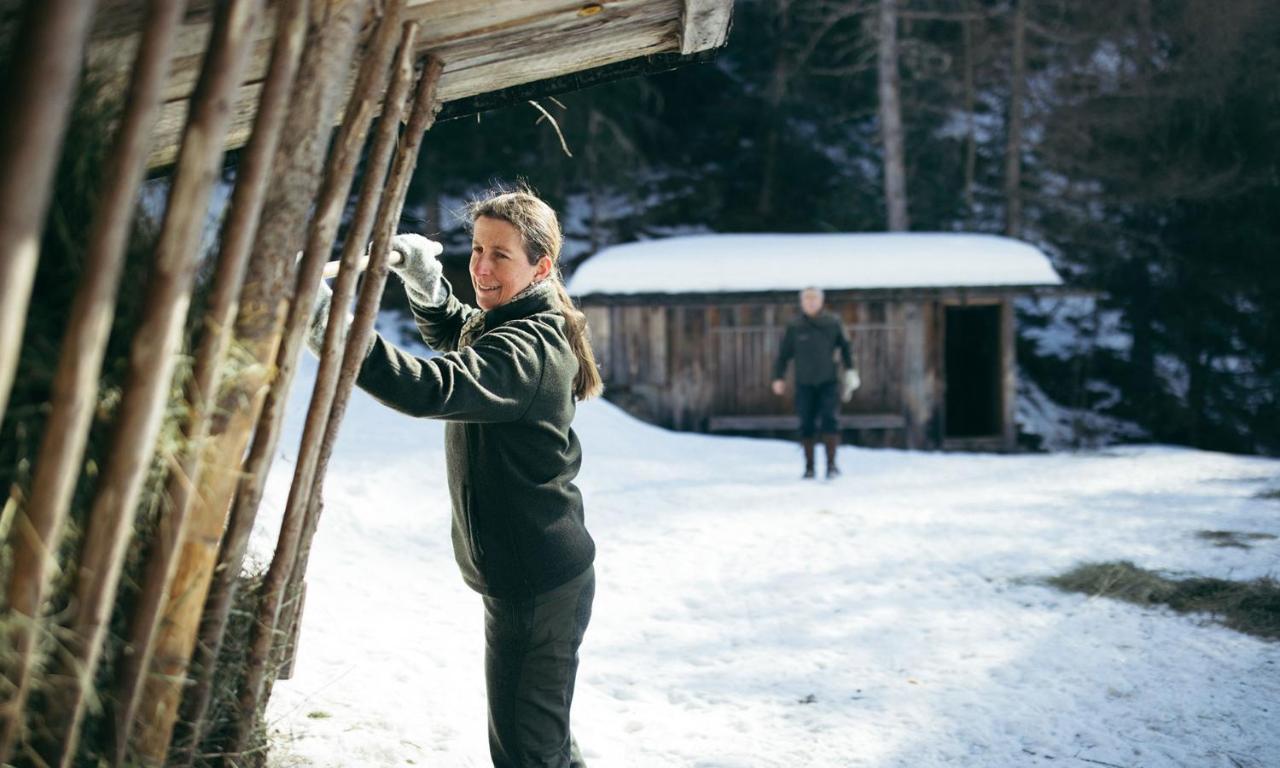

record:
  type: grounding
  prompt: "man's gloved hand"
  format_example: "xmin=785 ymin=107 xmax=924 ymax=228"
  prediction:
xmin=389 ymin=233 xmax=446 ymax=307
xmin=841 ymin=368 xmax=861 ymax=402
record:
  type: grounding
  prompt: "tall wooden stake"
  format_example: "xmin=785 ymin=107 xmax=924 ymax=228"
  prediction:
xmin=0 ymin=0 xmax=181 ymax=761
xmin=110 ymin=0 xmax=310 ymax=762
xmin=0 ymin=0 xmax=96 ymax=430
xmin=196 ymin=14 xmax=421 ymax=719
xmin=29 ymin=1 xmax=266 ymax=764
xmin=278 ymin=56 xmax=445 ymax=679
xmin=225 ymin=5 xmax=415 ymax=753
xmin=129 ymin=1 xmax=371 ymax=762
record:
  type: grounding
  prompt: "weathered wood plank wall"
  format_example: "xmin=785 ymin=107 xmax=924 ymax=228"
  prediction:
xmin=581 ymin=289 xmax=1021 ymax=451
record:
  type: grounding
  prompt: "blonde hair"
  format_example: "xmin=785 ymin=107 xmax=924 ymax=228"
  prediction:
xmin=466 ymin=186 xmax=603 ymax=400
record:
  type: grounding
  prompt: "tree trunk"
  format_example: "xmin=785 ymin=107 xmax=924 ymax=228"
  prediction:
xmin=962 ymin=0 xmax=977 ymax=212
xmin=130 ymin=2 xmax=370 ymax=762
xmin=756 ymin=0 xmax=791 ymax=221
xmin=1004 ymin=0 xmax=1026 ymax=237
xmin=877 ymin=0 xmax=909 ymax=231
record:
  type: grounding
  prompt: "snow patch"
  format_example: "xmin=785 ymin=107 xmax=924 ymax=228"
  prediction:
xmin=260 ymin=360 xmax=1279 ymax=767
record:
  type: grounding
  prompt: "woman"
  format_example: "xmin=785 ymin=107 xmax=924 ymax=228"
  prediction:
xmin=305 ymin=188 xmax=601 ymax=768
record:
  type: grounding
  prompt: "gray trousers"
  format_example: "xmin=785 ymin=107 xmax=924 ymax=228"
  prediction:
xmin=483 ymin=565 xmax=594 ymax=768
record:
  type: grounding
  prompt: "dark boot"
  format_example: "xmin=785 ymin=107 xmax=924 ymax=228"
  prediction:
xmin=823 ymin=433 xmax=840 ymax=478
xmin=802 ymin=438 xmax=816 ymax=478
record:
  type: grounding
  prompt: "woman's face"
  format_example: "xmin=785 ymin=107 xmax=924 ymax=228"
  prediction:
xmin=470 ymin=216 xmax=551 ymax=310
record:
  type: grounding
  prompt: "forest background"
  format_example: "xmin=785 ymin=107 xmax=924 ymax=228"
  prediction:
xmin=376 ymin=0 xmax=1279 ymax=455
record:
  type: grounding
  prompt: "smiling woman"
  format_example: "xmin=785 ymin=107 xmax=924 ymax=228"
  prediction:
xmin=302 ymin=185 xmax=603 ymax=767
xmin=470 ymin=212 xmax=552 ymax=309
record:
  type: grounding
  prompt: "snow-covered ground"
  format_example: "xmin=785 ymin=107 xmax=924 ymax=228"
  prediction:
xmin=258 ymin=355 xmax=1280 ymax=768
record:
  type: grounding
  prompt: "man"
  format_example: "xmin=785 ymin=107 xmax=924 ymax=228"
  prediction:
xmin=771 ymin=287 xmax=859 ymax=479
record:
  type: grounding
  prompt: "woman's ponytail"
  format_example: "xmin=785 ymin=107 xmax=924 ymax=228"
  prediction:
xmin=550 ymin=278 xmax=603 ymax=401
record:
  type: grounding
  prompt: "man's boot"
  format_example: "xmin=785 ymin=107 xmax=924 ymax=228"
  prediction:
xmin=802 ymin=438 xmax=816 ymax=479
xmin=823 ymin=433 xmax=841 ymax=478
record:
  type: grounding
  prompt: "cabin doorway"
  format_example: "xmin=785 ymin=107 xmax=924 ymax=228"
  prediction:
xmin=944 ymin=304 xmax=1002 ymax=438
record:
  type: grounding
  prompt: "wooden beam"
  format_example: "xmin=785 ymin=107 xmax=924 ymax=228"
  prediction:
xmin=1001 ymin=297 xmax=1017 ymax=451
xmin=144 ymin=7 xmax=679 ymax=166
xmin=680 ymin=0 xmax=733 ymax=55
xmin=708 ymin=414 xmax=908 ymax=431
xmin=436 ymin=48 xmax=719 ymax=121
xmin=84 ymin=0 xmax=720 ymax=167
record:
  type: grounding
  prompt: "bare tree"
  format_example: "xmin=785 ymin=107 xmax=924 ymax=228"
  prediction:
xmin=877 ymin=0 xmax=909 ymax=230
xmin=1004 ymin=0 xmax=1026 ymax=236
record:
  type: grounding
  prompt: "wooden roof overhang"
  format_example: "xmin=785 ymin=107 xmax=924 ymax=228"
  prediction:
xmin=573 ymin=283 xmax=1084 ymax=307
xmin=82 ymin=0 xmax=733 ymax=168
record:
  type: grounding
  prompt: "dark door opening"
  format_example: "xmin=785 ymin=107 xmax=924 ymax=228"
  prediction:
xmin=944 ymin=305 xmax=1002 ymax=438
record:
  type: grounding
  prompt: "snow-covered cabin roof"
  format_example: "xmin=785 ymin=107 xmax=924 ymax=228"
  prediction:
xmin=567 ymin=233 xmax=1063 ymax=296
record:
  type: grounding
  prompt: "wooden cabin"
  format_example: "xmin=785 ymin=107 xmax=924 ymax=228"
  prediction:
xmin=568 ymin=233 xmax=1065 ymax=452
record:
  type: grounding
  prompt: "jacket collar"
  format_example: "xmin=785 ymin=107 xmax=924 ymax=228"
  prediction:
xmin=460 ymin=279 xmax=559 ymax=348
xmin=484 ymin=279 xmax=558 ymax=329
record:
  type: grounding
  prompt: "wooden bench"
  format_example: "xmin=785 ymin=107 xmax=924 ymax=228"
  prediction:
xmin=707 ymin=414 xmax=907 ymax=432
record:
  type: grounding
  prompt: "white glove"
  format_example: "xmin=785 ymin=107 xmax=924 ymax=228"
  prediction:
xmin=299 ymin=247 xmax=363 ymax=358
xmin=305 ymin=278 xmax=343 ymax=357
xmin=389 ymin=233 xmax=446 ymax=307
xmin=841 ymin=368 xmax=861 ymax=402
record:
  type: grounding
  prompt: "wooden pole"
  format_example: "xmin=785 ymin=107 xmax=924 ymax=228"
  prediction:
xmin=129 ymin=1 xmax=371 ymax=762
xmin=225 ymin=4 xmax=411 ymax=751
xmin=0 ymin=0 xmax=96 ymax=430
xmin=110 ymin=0 xmax=310 ymax=761
xmin=278 ymin=55 xmax=445 ymax=676
xmin=175 ymin=14 xmax=418 ymax=758
xmin=29 ymin=1 xmax=266 ymax=764
xmin=0 ymin=1 xmax=184 ymax=760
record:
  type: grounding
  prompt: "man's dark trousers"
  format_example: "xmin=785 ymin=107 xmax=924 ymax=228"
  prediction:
xmin=484 ymin=565 xmax=595 ymax=767
xmin=796 ymin=381 xmax=839 ymax=438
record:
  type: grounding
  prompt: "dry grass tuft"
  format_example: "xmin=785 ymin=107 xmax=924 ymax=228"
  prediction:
xmin=1048 ymin=561 xmax=1280 ymax=640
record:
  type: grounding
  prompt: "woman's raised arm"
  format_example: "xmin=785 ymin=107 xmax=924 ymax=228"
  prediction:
xmin=355 ymin=322 xmax=545 ymax=423
xmin=389 ymin=233 xmax=478 ymax=352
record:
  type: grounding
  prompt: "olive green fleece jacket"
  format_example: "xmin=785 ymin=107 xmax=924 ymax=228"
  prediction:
xmin=354 ymin=278 xmax=594 ymax=599
xmin=773 ymin=311 xmax=854 ymax=386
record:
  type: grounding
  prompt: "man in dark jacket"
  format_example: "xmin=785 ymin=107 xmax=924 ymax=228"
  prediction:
xmin=772 ymin=287 xmax=859 ymax=478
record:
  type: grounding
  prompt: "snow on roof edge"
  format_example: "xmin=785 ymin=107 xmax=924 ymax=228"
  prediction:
xmin=566 ymin=232 xmax=1064 ymax=296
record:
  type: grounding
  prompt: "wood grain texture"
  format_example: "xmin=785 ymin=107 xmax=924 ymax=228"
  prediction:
xmin=583 ymin=289 xmax=1028 ymax=451
xmin=81 ymin=0 xmax=732 ymax=167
